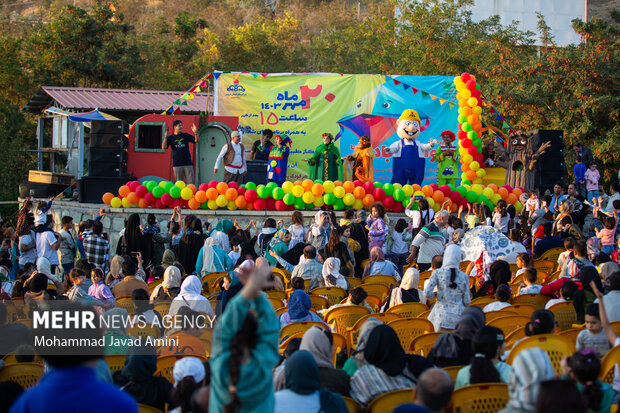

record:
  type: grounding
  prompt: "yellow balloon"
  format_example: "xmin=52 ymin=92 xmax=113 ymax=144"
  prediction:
xmin=302 ymin=191 xmax=315 ymax=204
xmin=473 ymin=178 xmax=483 ymax=184
xmin=403 ymin=185 xmax=413 ymax=197
xmin=333 ymin=186 xmax=345 ymax=199
xmin=456 ymin=93 xmax=462 ymax=102
xmin=216 ymin=194 xmax=228 ymax=207
xmin=180 ymin=187 xmax=193 ymax=200
xmin=313 ymin=196 xmax=325 ymax=208
xmin=175 ymin=180 xmax=186 ymax=189
xmin=459 ymin=148 xmax=468 ymax=157
xmin=515 ymin=201 xmax=523 ymax=213
xmin=432 ymin=203 xmax=441 ymax=212
xmin=393 ymin=183 xmax=402 ymax=190
xmin=462 ymin=154 xmax=473 ymax=164
xmin=460 ymin=88 xmax=471 ymax=99
xmin=472 ymin=106 xmax=482 ymax=116
xmin=470 ymin=161 xmax=480 ymax=171
xmin=110 ymin=197 xmax=122 ymax=208
xmin=343 ymin=193 xmax=355 ymax=205
xmin=292 ymin=185 xmax=304 ymax=197
xmin=323 ymin=181 xmax=335 ymax=193
xmin=467 ymin=97 xmax=478 ymax=107
xmin=207 ymin=200 xmax=218 ymax=210
xmin=427 ymin=197 xmax=435 ymax=208
xmin=282 ymin=181 xmax=293 ymax=193
xmin=476 ymin=169 xmax=486 ymax=178
xmin=227 ymin=200 xmax=237 ymax=210
xmin=471 ymin=184 xmax=483 ymax=195
xmin=121 ymin=197 xmax=132 ymax=208
xmin=353 ymin=199 xmax=364 ymax=210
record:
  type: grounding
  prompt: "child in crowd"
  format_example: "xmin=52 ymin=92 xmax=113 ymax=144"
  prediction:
xmin=557 ymin=237 xmax=575 ymax=270
xmin=465 ymin=202 xmax=484 ymax=229
xmin=257 ymin=218 xmax=278 ymax=257
xmin=562 ymin=350 xmax=614 ymax=413
xmin=545 ymin=280 xmax=579 ymax=309
xmin=141 ymin=213 xmax=160 ymax=237
xmin=514 ymin=252 xmax=531 ymax=278
xmin=147 ymin=265 xmax=165 ymax=283
xmin=228 ymin=236 xmax=242 ymax=265
xmin=387 ymin=218 xmax=411 ymax=275
xmin=87 ymin=267 xmax=115 ymax=309
xmin=287 ymin=211 xmax=307 ymax=251
xmin=341 ymin=225 xmax=360 ymax=270
xmin=367 ymin=203 xmax=387 ymax=252
xmin=518 ymin=267 xmax=542 ymax=295
xmin=483 ymin=284 xmax=512 ymax=312
xmin=33 ymin=199 xmax=53 ymax=233
xmin=595 ymin=216 xmax=617 ymax=256
xmin=455 ymin=326 xmax=511 ymax=389
xmin=525 ymin=191 xmax=539 ymax=217
xmin=576 ymin=303 xmax=611 ymax=359
xmin=584 ymin=162 xmax=600 ymax=203
xmin=340 ymin=209 xmax=355 ymax=227
xmin=573 ymin=156 xmax=587 ymax=198
xmin=492 ymin=199 xmax=510 ymax=235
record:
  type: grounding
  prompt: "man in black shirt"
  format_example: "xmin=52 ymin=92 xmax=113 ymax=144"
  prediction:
xmin=162 ymin=120 xmax=199 ymax=184
xmin=250 ymin=129 xmax=273 ymax=161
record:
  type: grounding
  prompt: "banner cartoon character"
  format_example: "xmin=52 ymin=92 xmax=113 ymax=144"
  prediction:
xmin=435 ymin=130 xmax=459 ymax=186
xmin=386 ymin=109 xmax=438 ymax=185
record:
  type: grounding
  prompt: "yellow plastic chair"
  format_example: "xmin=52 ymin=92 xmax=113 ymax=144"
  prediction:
xmin=451 ymin=383 xmax=509 ymax=413
xmin=347 ymin=277 xmax=362 ymax=289
xmin=265 ymin=290 xmax=287 ymax=301
xmin=417 ymin=309 xmax=431 ymax=319
xmin=485 ymin=310 xmax=520 ymax=323
xmin=1 ymin=353 xmax=43 ymax=365
xmin=104 ymin=354 xmax=127 ymax=373
xmin=506 ymin=334 xmax=576 ymax=376
xmin=153 ymin=301 xmax=171 ymax=317
xmin=365 ymin=295 xmax=382 ymax=312
xmin=147 ymin=279 xmax=163 ymax=293
xmin=332 ymin=332 xmax=347 ymax=366
xmin=470 ymin=296 xmax=496 ymax=308
xmin=610 ymin=321 xmax=620 ymax=336
xmin=201 ymin=271 xmax=227 ymax=294
xmin=343 ymin=396 xmax=363 ymax=413
xmin=387 ymin=319 xmax=434 ymax=352
xmin=365 ymin=388 xmax=414 ymax=413
xmin=324 ymin=305 xmax=371 ymax=336
xmin=488 ymin=315 xmax=531 ymax=337
xmin=533 ymin=258 xmax=555 ymax=274
xmin=444 ymin=365 xmax=464 ymax=382
xmin=360 ymin=259 xmax=370 ymax=271
xmin=272 ymin=267 xmax=290 ymax=284
xmin=505 ymin=328 xmax=526 ymax=350
xmin=115 ymin=298 xmax=136 ymax=315
xmin=536 ymin=248 xmax=564 ymax=265
xmin=600 ymin=345 xmax=620 ymax=384
xmin=279 ymin=321 xmax=326 ymax=345
xmin=275 ymin=307 xmax=288 ymax=317
xmin=459 ymin=261 xmax=471 ymax=272
xmin=558 ymin=328 xmax=584 ymax=344
xmin=507 ymin=304 xmax=536 ymax=317
xmin=417 ymin=270 xmax=433 ymax=289
xmin=200 ymin=328 xmax=213 ymax=355
xmin=0 ymin=363 xmax=44 ymax=388
xmin=544 ymin=270 xmax=561 ymax=285
xmin=310 ymin=287 xmax=347 ymax=306
xmin=137 ymin=404 xmax=164 ymax=413
xmin=155 ymin=355 xmax=184 ymax=383
xmin=386 ymin=302 xmax=429 ymax=319
xmin=511 ymin=293 xmax=550 ymax=310
xmin=410 ymin=332 xmax=443 ymax=356
xmin=13 ymin=318 xmax=32 ymax=328
xmin=362 ymin=274 xmax=397 ymax=288
xmin=308 ymin=294 xmax=330 ymax=311
xmin=128 ymin=324 xmax=161 ymax=339
xmin=267 ymin=296 xmax=285 ymax=310
xmin=548 ymin=301 xmax=577 ymax=331
xmin=358 ymin=283 xmax=390 ymax=303
xmin=346 ymin=313 xmax=402 ymax=351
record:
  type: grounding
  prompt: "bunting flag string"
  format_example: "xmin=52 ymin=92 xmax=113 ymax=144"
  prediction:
xmin=386 ymin=75 xmax=456 ymax=108
xmin=160 ymin=72 xmax=213 ymax=114
xmin=480 ymin=93 xmax=516 ymax=133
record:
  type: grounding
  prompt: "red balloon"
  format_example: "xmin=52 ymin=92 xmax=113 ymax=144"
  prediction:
xmin=254 ymin=198 xmax=266 ymax=211
xmin=429 ymin=183 xmax=439 ymax=192
xmin=373 ymin=187 xmax=385 ymax=201
xmin=457 ymin=130 xmax=467 ymax=140
xmin=144 ymin=192 xmax=155 ymax=205
xmin=237 ymin=186 xmax=246 ymax=196
xmin=353 ymin=180 xmax=363 ymax=187
xmin=228 ymin=181 xmax=239 ymax=190
xmin=363 ymin=181 xmax=375 ymax=193
xmin=244 ymin=189 xmax=258 ymax=203
xmin=154 ymin=199 xmax=165 ymax=209
xmin=127 ymin=181 xmax=140 ymax=191
xmin=461 ymin=138 xmax=472 ymax=148
xmin=467 ymin=146 xmax=478 ymax=155
xmin=460 ymin=72 xmax=471 ymax=82
xmin=275 ymin=200 xmax=287 ymax=211
xmin=392 ymin=202 xmax=404 ymax=213
xmin=383 ymin=196 xmax=395 ymax=209
xmin=502 ymin=185 xmax=513 ymax=193
xmin=135 ymin=185 xmax=148 ymax=198
xmin=288 ymin=204 xmax=296 ymax=211
xmin=198 ymin=183 xmax=209 ymax=191
xmin=440 ymin=185 xmax=451 ymax=197
xmin=265 ymin=198 xmax=276 ymax=210
xmin=474 ymin=153 xmax=484 ymax=163
xmin=161 ymin=193 xmax=173 ymax=207
xmin=466 ymin=79 xmax=477 ymax=90
xmin=471 ymin=89 xmax=481 ymax=98
xmin=450 ymin=191 xmax=462 ymax=203
xmin=208 ymin=180 xmax=218 ymax=189
xmin=173 ymin=198 xmax=184 ymax=208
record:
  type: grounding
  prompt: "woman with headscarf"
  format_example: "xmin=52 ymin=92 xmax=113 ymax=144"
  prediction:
xmin=102 ymin=307 xmax=132 ymax=355
xmin=384 ymin=267 xmax=425 ymax=310
xmin=299 ymin=326 xmax=350 ymax=397
xmin=279 ymin=290 xmax=325 ymax=327
xmin=24 ymin=258 xmax=63 ymax=306
xmin=150 ymin=265 xmax=182 ymax=303
xmin=105 ymin=255 xmax=125 ymax=287
xmin=350 ymin=324 xmax=433 ymax=407
xmin=113 ymin=347 xmax=173 ymax=412
xmin=175 ymin=218 xmax=204 ymax=274
xmin=498 ymin=348 xmax=555 ymax=413
xmin=342 ymin=318 xmax=383 ymax=377
xmin=195 ymin=237 xmax=234 ymax=277
xmin=168 ymin=275 xmax=214 ymax=318
xmin=474 ymin=258 xmax=512 ymax=298
xmin=211 ymin=219 xmax=234 ymax=253
xmin=274 ymin=350 xmax=348 ymax=413
xmin=161 ymin=249 xmax=176 ymax=269
xmin=362 ymin=247 xmax=400 ymax=280
xmin=116 ymin=213 xmax=154 ymax=268
xmin=428 ymin=306 xmax=486 ymax=367
xmin=266 ymin=229 xmax=291 ymax=267
xmin=425 ymin=244 xmax=471 ymax=331
xmin=320 ymin=226 xmax=353 ymax=275
xmin=309 ymin=211 xmax=331 ymax=251
xmin=321 ymin=258 xmax=349 ymax=291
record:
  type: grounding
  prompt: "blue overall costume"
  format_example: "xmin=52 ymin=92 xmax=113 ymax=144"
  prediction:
xmin=267 ymin=146 xmax=290 ymax=186
xmin=392 ymin=139 xmax=425 ymax=185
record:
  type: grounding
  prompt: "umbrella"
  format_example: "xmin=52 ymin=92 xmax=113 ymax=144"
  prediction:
xmin=68 ymin=109 xmax=120 ymax=123
xmin=460 ymin=225 xmax=516 ymax=262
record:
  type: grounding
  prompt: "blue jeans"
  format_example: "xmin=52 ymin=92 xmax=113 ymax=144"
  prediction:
xmin=601 ymin=245 xmax=615 ymax=256
xmin=587 ymin=190 xmax=599 ymax=204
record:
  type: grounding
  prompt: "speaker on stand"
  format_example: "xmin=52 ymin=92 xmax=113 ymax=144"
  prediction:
xmin=529 ymin=129 xmax=566 ymax=194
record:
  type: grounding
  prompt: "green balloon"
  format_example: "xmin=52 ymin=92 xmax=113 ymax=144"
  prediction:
xmin=383 ymin=183 xmax=394 ymax=196
xmin=163 ymin=182 xmax=174 ymax=192
xmin=159 ymin=180 xmax=169 ymax=188
xmin=266 ymin=182 xmax=278 ymax=191
xmin=313 ymin=179 xmax=324 ymax=185
xmin=333 ymin=198 xmax=345 ymax=210
xmin=373 ymin=182 xmax=382 ymax=188
xmin=462 ymin=179 xmax=472 ymax=186
xmin=245 ymin=182 xmax=256 ymax=190
xmin=152 ymin=186 xmax=164 ymax=198
xmin=466 ymin=190 xmax=478 ymax=202
xmin=283 ymin=193 xmax=295 ymax=205
xmin=405 ymin=199 xmax=417 ymax=209
xmin=272 ymin=187 xmax=285 ymax=200
xmin=294 ymin=197 xmax=305 ymax=210
xmin=478 ymin=194 xmax=489 ymax=203
xmin=169 ymin=186 xmax=181 ymax=199
xmin=393 ymin=189 xmax=405 ymax=202
xmin=458 ymin=114 xmax=467 ymax=123
xmin=323 ymin=193 xmax=336 ymax=205
xmin=200 ymin=201 xmax=209 ymax=209
xmin=305 ymin=203 xmax=314 ymax=210
xmin=145 ymin=181 xmax=157 ymax=192
xmin=472 ymin=138 xmax=482 ymax=147
xmin=256 ymin=185 xmax=269 ymax=199
xmin=456 ymin=186 xmax=467 ymax=197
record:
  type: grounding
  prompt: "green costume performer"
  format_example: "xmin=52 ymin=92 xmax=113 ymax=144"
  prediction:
xmin=436 ymin=130 xmax=459 ymax=186
xmin=307 ymin=133 xmax=343 ymax=181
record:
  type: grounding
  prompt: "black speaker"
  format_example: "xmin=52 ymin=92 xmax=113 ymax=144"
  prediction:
xmin=530 ymin=129 xmax=566 ymax=193
xmin=90 ymin=120 xmax=128 ymax=135
xmin=245 ymin=160 xmax=268 ymax=185
xmin=19 ymin=181 xmax=69 ymax=198
xmin=89 ymin=133 xmax=128 ymax=149
xmin=88 ymin=162 xmax=127 ymax=177
xmin=78 ymin=176 xmax=135 ymax=203
xmin=89 ymin=148 xmax=128 ymax=163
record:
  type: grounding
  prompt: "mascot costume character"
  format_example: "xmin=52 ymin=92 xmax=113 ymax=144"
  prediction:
xmin=345 ymin=135 xmax=374 ymax=182
xmin=435 ymin=130 xmax=459 ymax=186
xmin=307 ymin=133 xmax=343 ymax=181
xmin=267 ymin=134 xmax=292 ymax=186
xmin=386 ymin=109 xmax=438 ymax=185
xmin=497 ymin=130 xmax=551 ymax=190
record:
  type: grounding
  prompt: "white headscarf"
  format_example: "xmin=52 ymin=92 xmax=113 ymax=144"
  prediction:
xmin=387 ymin=267 xmax=426 ymax=308
xmin=311 ymin=211 xmax=329 ymax=236
xmin=36 ymin=257 xmax=58 ymax=282
xmin=149 ymin=265 xmax=182 ymax=303
xmin=168 ymin=275 xmax=214 ymax=318
xmin=442 ymin=244 xmax=462 ymax=269
xmin=201 ymin=238 xmax=225 ymax=276
xmin=322 ymin=257 xmax=347 ymax=290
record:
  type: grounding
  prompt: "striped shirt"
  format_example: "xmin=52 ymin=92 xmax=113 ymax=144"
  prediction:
xmin=350 ymin=364 xmax=415 ymax=407
xmin=411 ymin=222 xmax=445 ymax=264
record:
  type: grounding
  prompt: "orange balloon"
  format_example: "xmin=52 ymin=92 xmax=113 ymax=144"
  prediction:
xmin=353 ymin=187 xmax=365 ymax=199
xmin=422 ymin=185 xmax=434 ymax=197
xmin=512 ymin=188 xmax=523 ymax=198
xmin=450 ymin=202 xmax=458 ymax=213
xmin=102 ymin=192 xmax=114 ymax=205
xmin=498 ymin=187 xmax=509 ymax=199
xmin=466 ymin=170 xmax=477 ymax=181
xmin=343 ymin=181 xmax=355 ymax=193
xmin=118 ymin=185 xmax=131 ymax=198
xmin=235 ymin=196 xmax=247 ymax=209
xmin=311 ymin=183 xmax=324 ymax=196
xmin=225 ymin=188 xmax=238 ymax=201
xmin=302 ymin=179 xmax=314 ymax=191
xmin=461 ymin=107 xmax=473 ymax=116
xmin=334 ymin=180 xmax=343 ymax=187
xmin=195 ymin=190 xmax=207 ymax=203
xmin=461 ymin=163 xmax=470 ymax=172
xmin=487 ymin=184 xmax=498 ymax=193
xmin=138 ymin=198 xmax=149 ymax=208
xmin=412 ymin=184 xmax=422 ymax=193
xmin=432 ymin=190 xmax=444 ymax=203
xmin=186 ymin=184 xmax=197 ymax=194
xmin=126 ymin=192 xmax=139 ymax=205
xmin=473 ymin=124 xmax=483 ymax=134
xmin=506 ymin=193 xmax=517 ymax=205
xmin=293 ymin=181 xmax=303 ymax=186
xmin=188 ymin=198 xmax=200 ymax=210
xmin=245 ymin=201 xmax=254 ymax=211
xmin=216 ymin=182 xmax=228 ymax=194
xmin=206 ymin=188 xmax=218 ymax=201
xmin=362 ymin=194 xmax=375 ymax=207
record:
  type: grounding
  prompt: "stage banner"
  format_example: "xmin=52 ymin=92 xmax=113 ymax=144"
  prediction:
xmin=215 ymin=72 xmax=459 ymax=184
